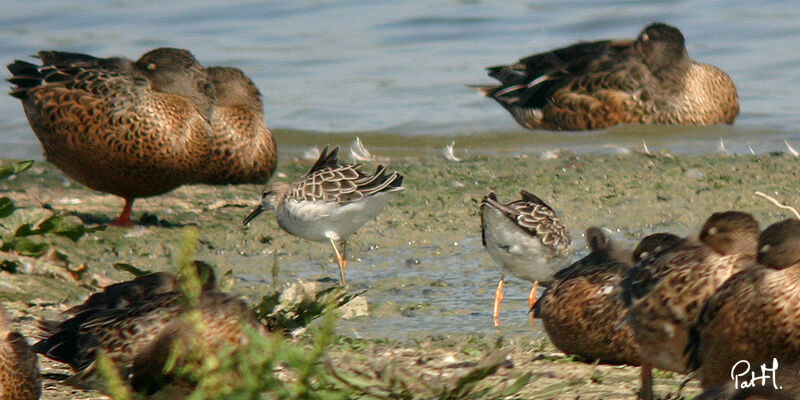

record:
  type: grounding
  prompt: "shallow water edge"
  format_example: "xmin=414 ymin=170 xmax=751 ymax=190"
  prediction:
xmin=2 ymin=151 xmax=798 ymax=399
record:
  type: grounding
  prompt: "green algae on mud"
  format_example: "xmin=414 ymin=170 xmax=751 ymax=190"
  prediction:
xmin=1 ymin=151 xmax=798 ymax=320
xmin=1 ymin=151 xmax=798 ymax=399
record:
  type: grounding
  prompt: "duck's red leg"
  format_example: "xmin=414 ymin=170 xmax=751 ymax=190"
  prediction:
xmin=111 ymin=198 xmax=135 ymax=227
xmin=638 ymin=363 xmax=654 ymax=400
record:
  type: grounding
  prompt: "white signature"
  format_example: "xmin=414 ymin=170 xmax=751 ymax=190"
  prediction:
xmin=731 ymin=358 xmax=782 ymax=390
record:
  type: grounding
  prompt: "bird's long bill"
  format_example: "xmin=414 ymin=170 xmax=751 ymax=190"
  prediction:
xmin=243 ymin=206 xmax=264 ymax=225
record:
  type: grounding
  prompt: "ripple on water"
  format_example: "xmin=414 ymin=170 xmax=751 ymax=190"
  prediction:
xmin=2 ymin=0 xmax=800 ymax=158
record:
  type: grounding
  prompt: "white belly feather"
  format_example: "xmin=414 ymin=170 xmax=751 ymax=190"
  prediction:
xmin=277 ymin=191 xmax=399 ymax=242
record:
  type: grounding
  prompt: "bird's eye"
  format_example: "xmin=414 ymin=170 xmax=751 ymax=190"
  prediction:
xmin=707 ymin=227 xmax=718 ymax=235
xmin=760 ymin=244 xmax=772 ymax=253
xmin=147 ymin=63 xmax=158 ymax=71
xmin=641 ymin=33 xmax=649 ymax=41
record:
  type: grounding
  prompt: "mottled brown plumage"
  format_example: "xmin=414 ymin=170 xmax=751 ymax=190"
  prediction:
xmin=480 ymin=191 xmax=573 ymax=324
xmin=631 ymin=233 xmax=682 ymax=265
xmin=480 ymin=191 xmax=572 ymax=256
xmin=474 ymin=22 xmax=739 ymax=130
xmin=7 ymin=48 xmax=214 ymax=225
xmin=243 ymin=146 xmax=404 ymax=285
xmin=0 ymin=305 xmax=41 ymax=400
xmin=8 ymin=49 xmax=278 ymax=226
xmin=687 ymin=219 xmax=800 ymax=390
xmin=535 ymin=230 xmax=681 ymax=400
xmin=62 ymin=261 xmax=217 ymax=316
xmin=201 ymin=66 xmax=277 ymax=185
xmin=622 ymin=211 xmax=759 ymax=374
xmin=534 ymin=227 xmax=638 ymax=365
xmin=34 ymin=264 xmax=266 ymax=394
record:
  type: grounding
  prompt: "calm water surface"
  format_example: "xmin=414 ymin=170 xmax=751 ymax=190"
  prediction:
xmin=2 ymin=0 xmax=800 ymax=337
xmin=2 ymin=0 xmax=800 ymax=157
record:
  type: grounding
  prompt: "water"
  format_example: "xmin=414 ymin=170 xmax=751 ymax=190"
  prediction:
xmin=229 ymin=236 xmax=557 ymax=339
xmin=2 ymin=0 xmax=800 ymax=159
xmin=2 ymin=1 xmax=800 ymax=338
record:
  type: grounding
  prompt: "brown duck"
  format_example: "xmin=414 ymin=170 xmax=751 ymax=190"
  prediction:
xmin=34 ymin=262 xmax=266 ymax=395
xmin=535 ymin=229 xmax=679 ymax=399
xmin=7 ymin=49 xmax=276 ymax=226
xmin=0 ymin=305 xmax=41 ymax=400
xmin=201 ymin=66 xmax=277 ymax=185
xmin=8 ymin=48 xmax=214 ymax=226
xmin=473 ymin=22 xmax=739 ymax=130
xmin=687 ymin=218 xmax=800 ymax=390
xmin=534 ymin=227 xmax=636 ymax=363
xmin=621 ymin=211 xmax=759 ymax=377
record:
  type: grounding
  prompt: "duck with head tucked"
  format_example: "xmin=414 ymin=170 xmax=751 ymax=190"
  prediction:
xmin=687 ymin=218 xmax=800 ymax=391
xmin=534 ymin=229 xmax=680 ymax=400
xmin=201 ymin=66 xmax=277 ymax=185
xmin=533 ymin=227 xmax=637 ymax=364
xmin=535 ymin=229 xmax=681 ymax=365
xmin=473 ymin=22 xmax=739 ymax=130
xmin=7 ymin=48 xmax=276 ymax=226
xmin=34 ymin=262 xmax=266 ymax=395
xmin=620 ymin=211 xmax=759 ymax=400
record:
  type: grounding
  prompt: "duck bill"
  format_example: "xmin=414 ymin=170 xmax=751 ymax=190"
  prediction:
xmin=242 ymin=206 xmax=264 ymax=225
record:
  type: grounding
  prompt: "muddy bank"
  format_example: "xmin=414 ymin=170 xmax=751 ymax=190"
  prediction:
xmin=1 ymin=150 xmax=798 ymax=399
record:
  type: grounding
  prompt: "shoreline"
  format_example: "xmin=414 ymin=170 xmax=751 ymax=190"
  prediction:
xmin=2 ymin=151 xmax=798 ymax=399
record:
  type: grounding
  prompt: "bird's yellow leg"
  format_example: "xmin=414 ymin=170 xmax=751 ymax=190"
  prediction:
xmin=329 ymin=238 xmax=348 ymax=286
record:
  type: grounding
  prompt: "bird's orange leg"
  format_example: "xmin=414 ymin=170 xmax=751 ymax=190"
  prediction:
xmin=528 ymin=280 xmax=540 ymax=311
xmin=493 ymin=275 xmax=505 ymax=326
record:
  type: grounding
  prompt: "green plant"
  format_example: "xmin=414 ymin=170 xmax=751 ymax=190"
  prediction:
xmin=0 ymin=160 xmax=99 ymax=273
xmin=94 ymin=231 xmax=531 ymax=400
xmin=255 ymin=283 xmax=366 ymax=334
xmin=327 ymin=350 xmax=531 ymax=400
xmin=170 ymin=313 xmax=348 ymax=400
xmin=0 ymin=160 xmax=33 ymax=182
